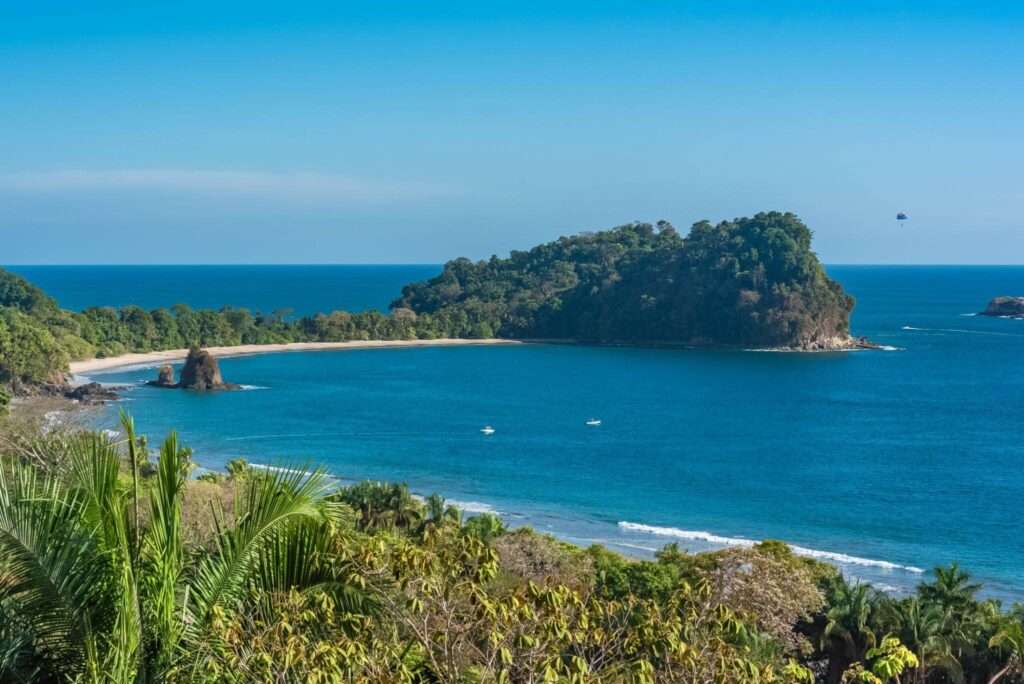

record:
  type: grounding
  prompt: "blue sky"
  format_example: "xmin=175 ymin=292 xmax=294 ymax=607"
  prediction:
xmin=2 ymin=1 xmax=1022 ymax=264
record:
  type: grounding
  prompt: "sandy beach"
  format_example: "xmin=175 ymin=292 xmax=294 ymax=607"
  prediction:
xmin=69 ymin=338 xmax=521 ymax=375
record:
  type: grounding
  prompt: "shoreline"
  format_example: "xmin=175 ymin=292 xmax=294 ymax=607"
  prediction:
xmin=67 ymin=333 xmax=880 ymax=377
xmin=68 ymin=338 xmax=522 ymax=375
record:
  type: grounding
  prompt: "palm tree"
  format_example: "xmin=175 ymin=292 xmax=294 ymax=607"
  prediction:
xmin=987 ymin=619 xmax=1024 ymax=684
xmin=420 ymin=493 xmax=461 ymax=535
xmin=0 ymin=418 xmax=342 ymax=683
xmin=919 ymin=564 xmax=982 ymax=612
xmin=822 ymin=578 xmax=881 ymax=684
xmin=463 ymin=512 xmax=505 ymax=544
xmin=384 ymin=483 xmax=422 ymax=530
xmin=878 ymin=597 xmax=960 ymax=684
xmin=341 ymin=480 xmax=423 ymax=531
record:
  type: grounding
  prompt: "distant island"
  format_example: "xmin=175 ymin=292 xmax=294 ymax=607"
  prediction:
xmin=0 ymin=211 xmax=859 ymax=403
xmin=980 ymin=296 xmax=1024 ymax=319
xmin=395 ymin=212 xmax=857 ymax=350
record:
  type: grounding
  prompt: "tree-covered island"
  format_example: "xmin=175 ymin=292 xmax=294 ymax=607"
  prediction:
xmin=394 ymin=212 xmax=855 ymax=349
xmin=0 ymin=212 xmax=861 ymax=398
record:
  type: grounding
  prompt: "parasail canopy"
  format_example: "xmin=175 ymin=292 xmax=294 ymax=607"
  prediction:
xmin=896 ymin=212 xmax=909 ymax=220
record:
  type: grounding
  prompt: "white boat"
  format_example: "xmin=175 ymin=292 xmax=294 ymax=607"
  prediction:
xmin=480 ymin=425 xmax=496 ymax=435
xmin=585 ymin=418 xmax=602 ymax=426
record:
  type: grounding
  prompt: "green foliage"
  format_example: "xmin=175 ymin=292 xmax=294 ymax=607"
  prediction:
xmin=395 ymin=212 xmax=854 ymax=347
xmin=225 ymin=458 xmax=251 ymax=479
xmin=864 ymin=635 xmax=919 ymax=682
xmin=462 ymin=511 xmax=505 ymax=543
xmin=588 ymin=544 xmax=681 ymax=601
xmin=0 ymin=423 xmax=339 ymax=683
xmin=0 ymin=387 xmax=9 ymax=416
xmin=336 ymin=480 xmax=423 ymax=532
xmin=0 ymin=268 xmax=58 ymax=316
xmin=2 ymin=424 xmax=1021 ymax=684
xmin=0 ymin=307 xmax=69 ymax=385
xmin=1 ymin=213 xmax=855 ymax=400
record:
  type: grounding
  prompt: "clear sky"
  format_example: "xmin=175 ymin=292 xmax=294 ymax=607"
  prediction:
xmin=2 ymin=1 xmax=1022 ymax=264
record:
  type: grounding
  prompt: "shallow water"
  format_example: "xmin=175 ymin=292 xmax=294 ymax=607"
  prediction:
xmin=60 ymin=265 xmax=1024 ymax=599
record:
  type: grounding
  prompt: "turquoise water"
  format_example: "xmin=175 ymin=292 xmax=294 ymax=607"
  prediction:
xmin=53 ymin=265 xmax=1024 ymax=599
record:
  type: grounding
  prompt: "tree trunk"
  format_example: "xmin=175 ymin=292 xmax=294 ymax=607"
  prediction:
xmin=826 ymin=650 xmax=851 ymax=684
xmin=987 ymin=664 xmax=1010 ymax=684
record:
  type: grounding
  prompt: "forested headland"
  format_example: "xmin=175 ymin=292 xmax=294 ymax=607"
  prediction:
xmin=395 ymin=212 xmax=854 ymax=349
xmin=1 ymin=212 xmax=857 ymax=400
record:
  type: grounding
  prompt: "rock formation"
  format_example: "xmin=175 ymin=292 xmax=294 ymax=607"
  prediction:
xmin=178 ymin=347 xmax=239 ymax=390
xmin=152 ymin=364 xmax=176 ymax=387
xmin=65 ymin=382 xmax=120 ymax=404
xmin=980 ymin=296 xmax=1024 ymax=319
xmin=147 ymin=348 xmax=239 ymax=390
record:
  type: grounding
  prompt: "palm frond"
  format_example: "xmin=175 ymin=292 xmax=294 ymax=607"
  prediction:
xmin=0 ymin=460 xmax=108 ymax=678
xmin=141 ymin=431 xmax=190 ymax=678
xmin=64 ymin=432 xmax=142 ymax=683
xmin=185 ymin=464 xmax=332 ymax=631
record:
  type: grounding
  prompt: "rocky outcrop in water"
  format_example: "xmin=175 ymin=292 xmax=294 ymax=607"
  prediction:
xmin=178 ymin=348 xmax=239 ymax=390
xmin=980 ymin=296 xmax=1024 ymax=319
xmin=65 ymin=382 xmax=120 ymax=404
xmin=150 ymin=364 xmax=176 ymax=387
xmin=147 ymin=349 xmax=239 ymax=390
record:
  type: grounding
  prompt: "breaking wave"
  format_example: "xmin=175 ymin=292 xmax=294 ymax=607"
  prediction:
xmin=617 ymin=521 xmax=924 ymax=573
xmin=448 ymin=499 xmax=499 ymax=515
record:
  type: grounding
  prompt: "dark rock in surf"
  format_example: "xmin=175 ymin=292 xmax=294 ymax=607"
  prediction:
xmin=148 ymin=364 xmax=177 ymax=387
xmin=979 ymin=296 xmax=1024 ymax=319
xmin=65 ymin=382 xmax=120 ymax=404
xmin=178 ymin=347 xmax=239 ymax=391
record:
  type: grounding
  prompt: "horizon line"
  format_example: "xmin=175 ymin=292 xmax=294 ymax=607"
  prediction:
xmin=6 ymin=262 xmax=1024 ymax=268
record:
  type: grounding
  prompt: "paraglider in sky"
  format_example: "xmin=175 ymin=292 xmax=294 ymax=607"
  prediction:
xmin=896 ymin=212 xmax=909 ymax=221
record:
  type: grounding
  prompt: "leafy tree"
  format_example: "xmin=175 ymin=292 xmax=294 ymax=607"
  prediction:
xmin=0 ymin=423 xmax=341 ymax=682
xmin=462 ymin=511 xmax=505 ymax=544
xmin=989 ymin=618 xmax=1024 ymax=683
xmin=420 ymin=493 xmax=461 ymax=534
xmin=822 ymin=578 xmax=882 ymax=684
xmin=0 ymin=308 xmax=68 ymax=385
xmin=0 ymin=268 xmax=58 ymax=315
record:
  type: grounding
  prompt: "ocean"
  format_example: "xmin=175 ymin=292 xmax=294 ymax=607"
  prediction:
xmin=12 ymin=264 xmax=1024 ymax=600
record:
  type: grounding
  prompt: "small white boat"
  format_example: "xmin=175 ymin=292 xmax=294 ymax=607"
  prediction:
xmin=480 ymin=425 xmax=496 ymax=435
xmin=585 ymin=418 xmax=602 ymax=426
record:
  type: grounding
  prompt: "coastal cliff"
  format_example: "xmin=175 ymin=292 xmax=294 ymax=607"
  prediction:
xmin=394 ymin=212 xmax=856 ymax=350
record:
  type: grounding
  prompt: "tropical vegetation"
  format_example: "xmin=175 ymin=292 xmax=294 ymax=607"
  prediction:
xmin=394 ymin=212 xmax=854 ymax=347
xmin=1 ymin=212 xmax=854 ymax=397
xmin=1 ymin=415 xmax=1023 ymax=683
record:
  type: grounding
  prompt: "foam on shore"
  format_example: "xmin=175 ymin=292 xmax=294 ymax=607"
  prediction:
xmin=617 ymin=521 xmax=924 ymax=573
xmin=447 ymin=499 xmax=499 ymax=514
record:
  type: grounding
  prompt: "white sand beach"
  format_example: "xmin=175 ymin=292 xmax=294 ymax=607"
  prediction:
xmin=68 ymin=338 xmax=521 ymax=375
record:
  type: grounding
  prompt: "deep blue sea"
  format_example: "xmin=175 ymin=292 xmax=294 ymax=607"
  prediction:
xmin=13 ymin=265 xmax=1024 ymax=599
xmin=6 ymin=265 xmax=438 ymax=315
